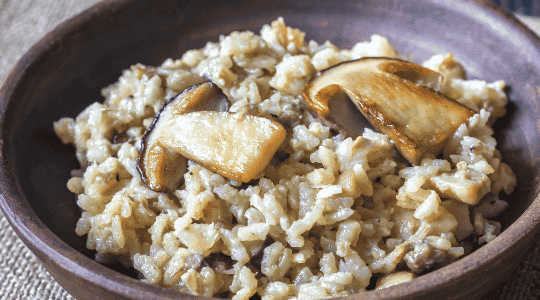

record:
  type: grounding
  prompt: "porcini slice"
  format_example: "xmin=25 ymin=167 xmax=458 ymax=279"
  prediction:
xmin=137 ymin=82 xmax=230 ymax=192
xmin=302 ymin=57 xmax=474 ymax=165
xmin=159 ymin=111 xmax=286 ymax=183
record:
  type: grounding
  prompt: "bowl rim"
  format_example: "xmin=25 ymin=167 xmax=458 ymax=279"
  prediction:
xmin=1 ymin=0 xmax=540 ymax=299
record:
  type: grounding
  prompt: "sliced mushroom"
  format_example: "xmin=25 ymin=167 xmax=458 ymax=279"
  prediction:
xmin=137 ymin=82 xmax=230 ymax=192
xmin=310 ymin=88 xmax=373 ymax=137
xmin=302 ymin=57 xmax=474 ymax=165
xmin=158 ymin=111 xmax=286 ymax=183
xmin=202 ymin=252 xmax=235 ymax=274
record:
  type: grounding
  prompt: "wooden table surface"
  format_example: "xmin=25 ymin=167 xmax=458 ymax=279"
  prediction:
xmin=0 ymin=1 xmax=539 ymax=299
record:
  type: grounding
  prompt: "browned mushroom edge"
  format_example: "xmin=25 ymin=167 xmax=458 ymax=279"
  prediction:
xmin=302 ymin=57 xmax=475 ymax=166
xmin=136 ymin=82 xmax=230 ymax=192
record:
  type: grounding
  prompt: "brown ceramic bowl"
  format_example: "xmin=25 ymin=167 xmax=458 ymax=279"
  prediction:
xmin=1 ymin=0 xmax=540 ymax=299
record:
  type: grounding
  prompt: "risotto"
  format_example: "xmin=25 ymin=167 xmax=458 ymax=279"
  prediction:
xmin=54 ymin=18 xmax=516 ymax=299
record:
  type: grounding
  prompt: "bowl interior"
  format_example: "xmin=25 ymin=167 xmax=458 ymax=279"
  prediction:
xmin=2 ymin=0 xmax=540 ymax=298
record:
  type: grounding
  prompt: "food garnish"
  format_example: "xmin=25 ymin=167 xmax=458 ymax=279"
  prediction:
xmin=302 ymin=57 xmax=475 ymax=165
xmin=159 ymin=111 xmax=286 ymax=183
xmin=137 ymin=82 xmax=230 ymax=192
xmin=138 ymin=81 xmax=286 ymax=190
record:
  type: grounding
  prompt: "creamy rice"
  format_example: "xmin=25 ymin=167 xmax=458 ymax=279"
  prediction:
xmin=54 ymin=18 xmax=516 ymax=299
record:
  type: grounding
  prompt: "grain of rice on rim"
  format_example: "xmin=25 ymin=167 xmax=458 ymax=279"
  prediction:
xmin=54 ymin=18 xmax=516 ymax=299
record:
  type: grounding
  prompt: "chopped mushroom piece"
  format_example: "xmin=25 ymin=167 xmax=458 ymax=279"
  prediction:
xmin=403 ymin=239 xmax=455 ymax=273
xmin=375 ymin=271 xmax=416 ymax=290
xmin=159 ymin=111 xmax=286 ymax=183
xmin=302 ymin=57 xmax=475 ymax=165
xmin=137 ymin=82 xmax=230 ymax=192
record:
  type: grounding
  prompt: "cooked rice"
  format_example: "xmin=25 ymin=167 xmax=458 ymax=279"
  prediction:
xmin=54 ymin=18 xmax=516 ymax=299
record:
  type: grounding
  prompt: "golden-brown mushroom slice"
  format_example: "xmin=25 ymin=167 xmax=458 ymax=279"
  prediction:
xmin=137 ymin=82 xmax=230 ymax=192
xmin=302 ymin=57 xmax=474 ymax=165
xmin=159 ymin=111 xmax=286 ymax=183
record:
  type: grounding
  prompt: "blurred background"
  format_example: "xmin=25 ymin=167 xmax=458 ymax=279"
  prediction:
xmin=490 ymin=0 xmax=540 ymax=15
